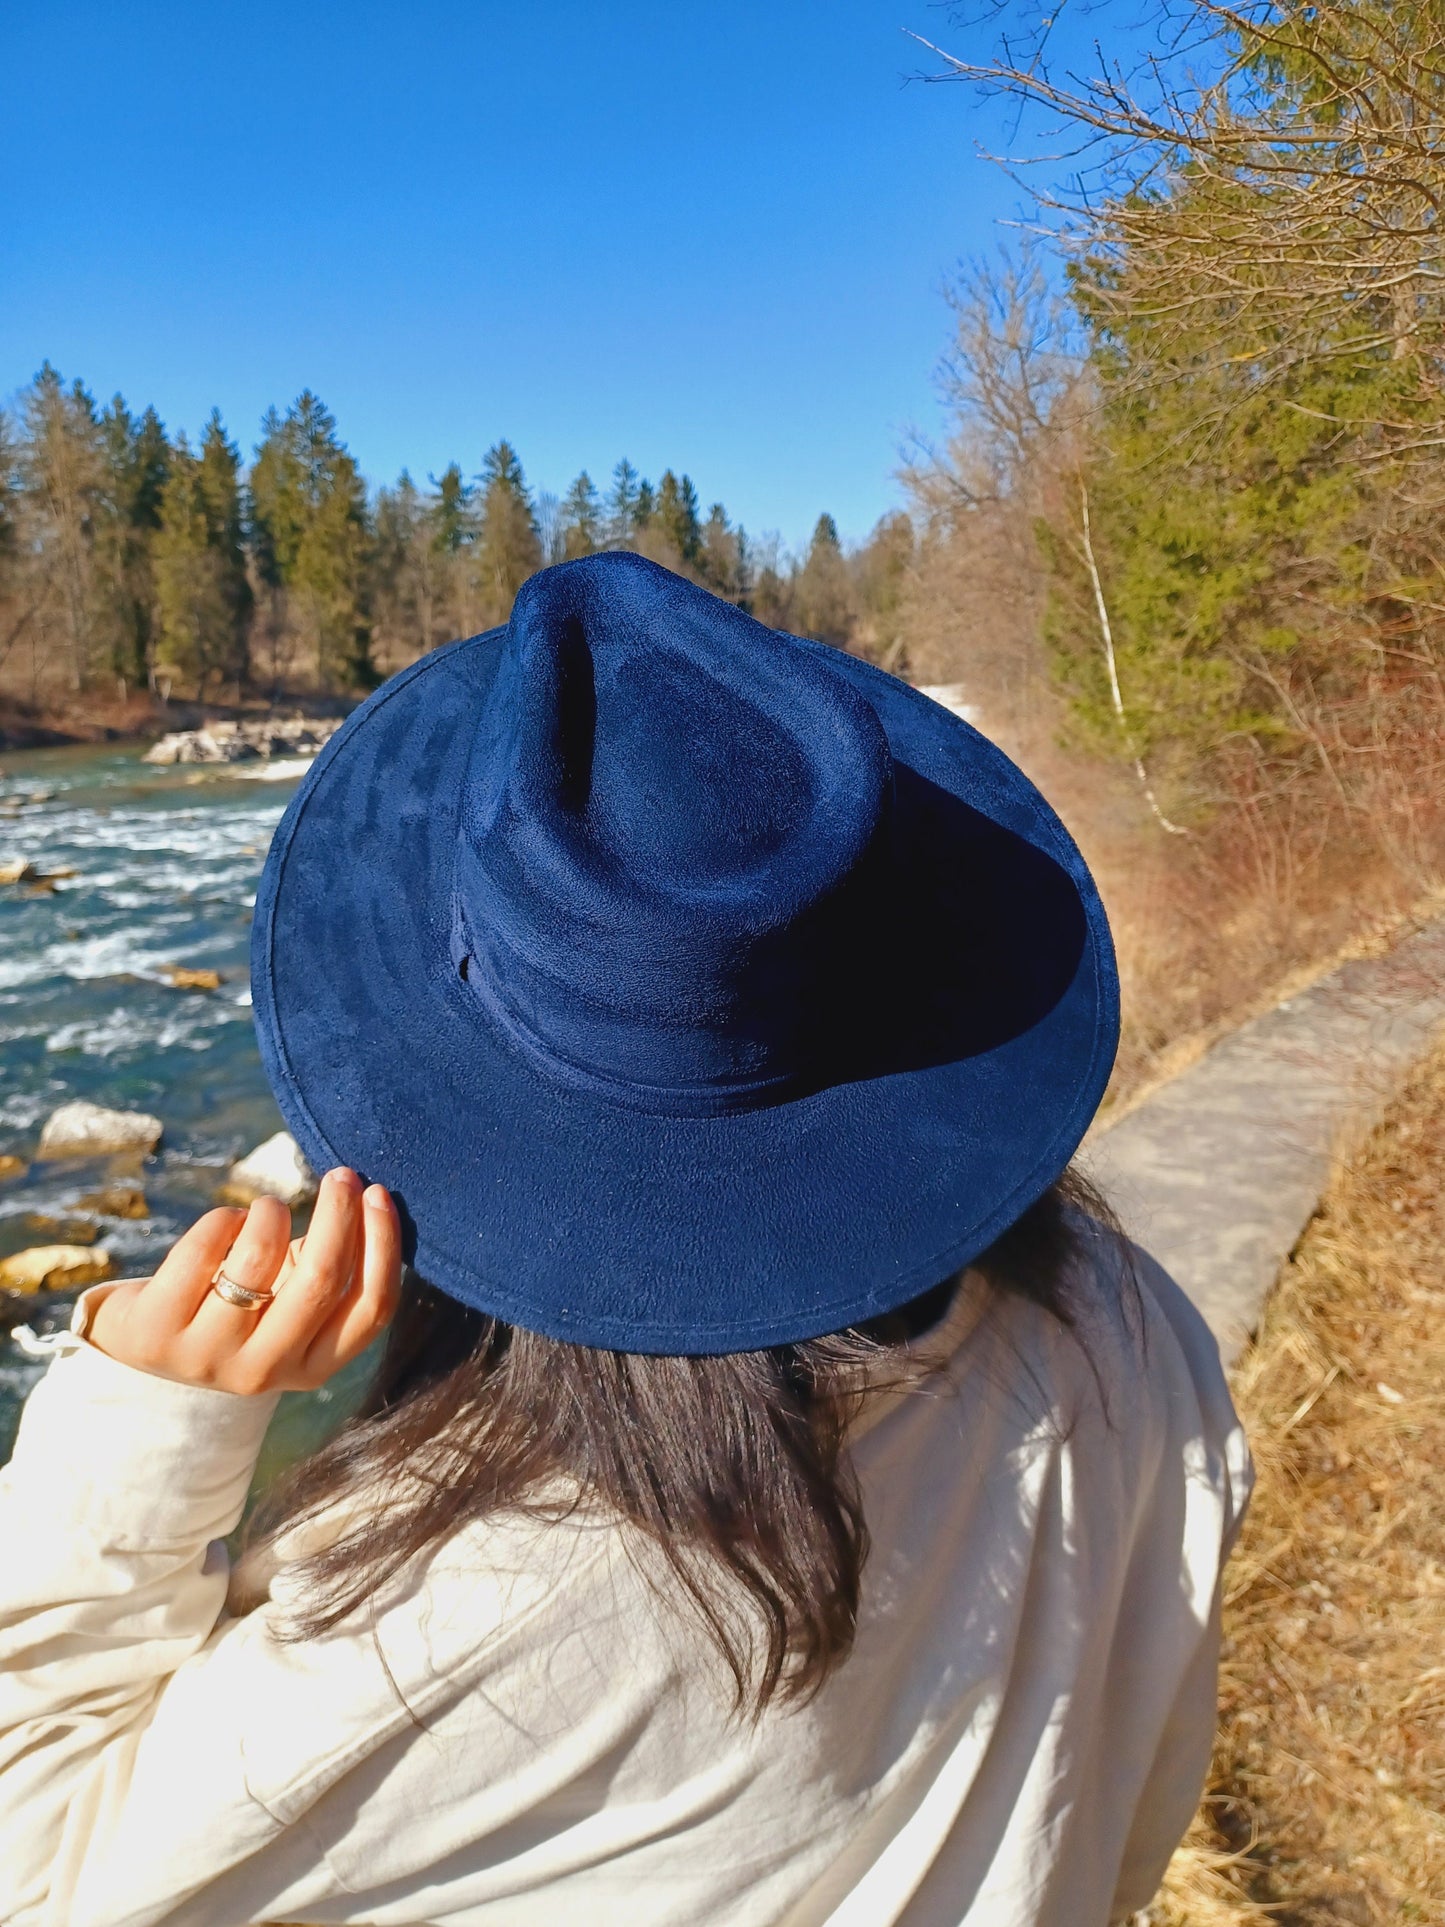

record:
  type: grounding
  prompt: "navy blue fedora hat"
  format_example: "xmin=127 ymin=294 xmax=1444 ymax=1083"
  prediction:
xmin=251 ymin=551 xmax=1118 ymax=1353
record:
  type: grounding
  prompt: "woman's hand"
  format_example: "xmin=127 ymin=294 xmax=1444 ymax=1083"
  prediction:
xmin=85 ymin=1168 xmax=402 ymax=1396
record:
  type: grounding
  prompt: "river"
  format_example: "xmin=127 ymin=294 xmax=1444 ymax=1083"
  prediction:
xmin=0 ymin=741 xmax=368 ymax=1472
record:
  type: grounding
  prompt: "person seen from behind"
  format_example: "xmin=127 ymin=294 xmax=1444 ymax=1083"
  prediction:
xmin=0 ymin=553 xmax=1251 ymax=1925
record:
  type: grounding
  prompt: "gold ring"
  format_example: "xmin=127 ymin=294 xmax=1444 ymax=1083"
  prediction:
xmin=211 ymin=1267 xmax=275 ymax=1310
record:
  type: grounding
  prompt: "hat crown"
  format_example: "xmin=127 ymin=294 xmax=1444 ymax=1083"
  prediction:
xmin=452 ymin=553 xmax=891 ymax=1114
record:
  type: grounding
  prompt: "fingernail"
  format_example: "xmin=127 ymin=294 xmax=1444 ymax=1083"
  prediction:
xmin=330 ymin=1166 xmax=360 ymax=1191
xmin=364 ymin=1184 xmax=389 ymax=1211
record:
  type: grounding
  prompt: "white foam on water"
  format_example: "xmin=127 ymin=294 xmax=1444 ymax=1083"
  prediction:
xmin=76 ymin=822 xmax=276 ymax=863
xmin=45 ymin=997 xmax=247 ymax=1060
xmin=0 ymin=1089 xmax=61 ymax=1131
xmin=91 ymin=859 xmax=254 ymax=900
xmin=232 ymin=758 xmax=312 ymax=782
xmin=16 ymin=801 xmax=284 ymax=863
xmin=0 ymin=1017 xmax=51 ymax=1044
xmin=0 ymin=919 xmax=198 ymax=992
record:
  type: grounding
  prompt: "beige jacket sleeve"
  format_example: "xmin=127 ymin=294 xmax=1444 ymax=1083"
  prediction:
xmin=0 ymin=1308 xmax=293 ymax=1927
xmin=0 ymin=1306 xmax=594 ymax=1927
xmin=1107 ymin=1245 xmax=1255 ymax=1921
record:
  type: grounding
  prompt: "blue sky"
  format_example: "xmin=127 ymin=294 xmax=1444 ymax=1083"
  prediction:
xmin=2 ymin=2 xmax=1081 ymax=548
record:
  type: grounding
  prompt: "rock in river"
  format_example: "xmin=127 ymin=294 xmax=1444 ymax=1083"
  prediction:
xmin=223 ymin=1131 xmax=318 ymax=1206
xmin=0 ymin=1245 xmax=116 ymax=1293
xmin=79 ymin=1183 xmax=149 ymax=1220
xmin=38 ymin=1100 xmax=164 ymax=1158
xmin=21 ymin=1214 xmax=99 ymax=1245
xmin=144 ymin=715 xmax=344 ymax=766
xmin=165 ymin=965 xmax=223 ymax=992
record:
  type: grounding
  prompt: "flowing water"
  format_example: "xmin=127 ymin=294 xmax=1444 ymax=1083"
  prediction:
xmin=0 ymin=742 xmax=368 ymax=1469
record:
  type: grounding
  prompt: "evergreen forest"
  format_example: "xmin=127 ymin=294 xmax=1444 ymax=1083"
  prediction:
xmin=0 ymin=372 xmax=913 ymax=704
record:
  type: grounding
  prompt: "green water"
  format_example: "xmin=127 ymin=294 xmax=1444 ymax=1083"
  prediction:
xmin=0 ymin=741 xmax=373 ymax=1468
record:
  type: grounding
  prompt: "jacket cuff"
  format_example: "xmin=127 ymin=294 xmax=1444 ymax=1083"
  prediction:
xmin=7 ymin=1303 xmax=282 ymax=1546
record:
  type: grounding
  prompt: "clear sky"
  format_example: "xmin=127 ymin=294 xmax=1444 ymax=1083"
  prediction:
xmin=2 ymin=2 xmax=1067 ymax=550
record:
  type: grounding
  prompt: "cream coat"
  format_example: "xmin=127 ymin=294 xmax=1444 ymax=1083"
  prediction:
xmin=0 ymin=1238 xmax=1250 ymax=1927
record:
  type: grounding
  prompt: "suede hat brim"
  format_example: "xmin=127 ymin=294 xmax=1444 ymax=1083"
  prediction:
xmin=251 ymin=625 xmax=1118 ymax=1353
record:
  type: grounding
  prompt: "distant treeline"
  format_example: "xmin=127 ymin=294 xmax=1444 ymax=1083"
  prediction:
xmin=0 ymin=367 xmax=916 ymax=703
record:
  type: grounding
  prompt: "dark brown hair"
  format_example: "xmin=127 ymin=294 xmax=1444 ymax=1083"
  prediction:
xmin=249 ymin=1165 xmax=1131 ymax=1716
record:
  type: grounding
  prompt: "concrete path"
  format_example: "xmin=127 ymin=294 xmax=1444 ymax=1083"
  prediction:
xmin=1082 ymin=913 xmax=1445 ymax=1365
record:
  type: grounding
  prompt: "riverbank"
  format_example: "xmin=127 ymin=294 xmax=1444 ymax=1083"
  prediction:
xmin=1154 ymin=1037 xmax=1445 ymax=1925
xmin=0 ymin=690 xmax=357 ymax=752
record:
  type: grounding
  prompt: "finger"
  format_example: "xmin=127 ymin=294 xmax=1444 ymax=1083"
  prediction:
xmin=304 ymin=1184 xmax=402 ymax=1382
xmin=142 ymin=1207 xmax=249 ymax=1322
xmin=215 ymin=1196 xmax=292 ymax=1300
xmin=242 ymin=1167 xmax=363 ymax=1370
xmin=185 ymin=1196 xmax=294 ymax=1353
xmin=81 ymin=1275 xmax=151 ymax=1359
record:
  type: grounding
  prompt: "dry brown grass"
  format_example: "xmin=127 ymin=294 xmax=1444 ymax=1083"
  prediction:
xmin=1147 ymin=1037 xmax=1445 ymax=1925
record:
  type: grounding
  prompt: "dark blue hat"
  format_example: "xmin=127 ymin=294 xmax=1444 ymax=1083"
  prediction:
xmin=251 ymin=552 xmax=1117 ymax=1353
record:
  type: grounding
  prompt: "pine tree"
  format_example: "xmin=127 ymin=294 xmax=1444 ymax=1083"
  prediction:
xmin=153 ymin=413 xmax=251 ymax=690
xmin=430 ymin=463 xmax=474 ymax=555
xmin=94 ymin=398 xmax=171 ymax=688
xmin=750 ymin=564 xmax=792 ymax=631
xmin=794 ymin=512 xmax=854 ymax=646
xmin=851 ymin=511 xmax=914 ymax=669
xmin=152 ymin=436 xmax=208 ymax=687
xmin=606 ymin=458 xmax=642 ymax=545
xmin=249 ymin=392 xmax=374 ymax=688
xmin=559 ymin=470 xmax=602 ymax=559
xmin=634 ymin=477 xmax=655 ymax=531
xmin=16 ymin=365 xmax=105 ymax=691
xmin=372 ymin=472 xmax=429 ymax=666
xmin=699 ymin=502 xmax=746 ymax=599
xmin=429 ymin=463 xmax=479 ymax=638
xmin=654 ymin=470 xmax=702 ymax=566
xmin=196 ymin=412 xmax=251 ymax=680
xmin=474 ymin=440 xmax=542 ymax=625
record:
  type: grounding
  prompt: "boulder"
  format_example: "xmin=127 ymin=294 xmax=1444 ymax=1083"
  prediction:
xmin=0 ymin=1154 xmax=27 ymax=1181
xmin=142 ymin=732 xmax=191 ymax=766
xmin=0 ymin=1244 xmax=116 ymax=1293
xmin=38 ymin=1100 xmax=164 ymax=1158
xmin=222 ymin=1131 xmax=318 ymax=1206
xmin=140 ymin=715 xmax=344 ymax=767
xmin=0 ymin=858 xmax=35 ymax=884
xmin=21 ymin=1214 xmax=99 ymax=1246
xmin=165 ymin=965 xmax=222 ymax=992
xmin=80 ymin=1183 xmax=149 ymax=1219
